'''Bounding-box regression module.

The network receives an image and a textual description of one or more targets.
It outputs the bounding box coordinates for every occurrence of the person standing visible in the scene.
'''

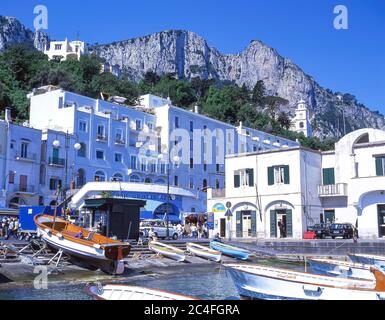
[8,219,14,239]
[278,219,285,238]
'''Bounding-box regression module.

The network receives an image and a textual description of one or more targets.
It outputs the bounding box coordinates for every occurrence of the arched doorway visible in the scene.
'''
[231,202,259,238]
[129,175,141,183]
[8,197,26,209]
[112,173,124,182]
[144,178,152,184]
[94,170,106,182]
[265,200,295,239]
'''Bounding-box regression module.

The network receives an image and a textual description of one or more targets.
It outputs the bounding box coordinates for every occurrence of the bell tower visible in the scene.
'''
[291,100,312,137]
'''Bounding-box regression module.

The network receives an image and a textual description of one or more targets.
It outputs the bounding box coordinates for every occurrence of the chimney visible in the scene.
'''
[194,105,200,114]
[5,107,11,123]
[239,121,243,129]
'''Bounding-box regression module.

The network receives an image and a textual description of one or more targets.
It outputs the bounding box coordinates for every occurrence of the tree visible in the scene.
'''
[251,80,265,107]
[263,96,289,119]
[143,71,160,88]
[277,112,292,130]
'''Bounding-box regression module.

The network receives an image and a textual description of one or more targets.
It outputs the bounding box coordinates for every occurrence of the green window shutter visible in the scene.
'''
[376,157,384,176]
[236,211,242,238]
[248,169,254,187]
[268,167,274,185]
[284,165,290,184]
[323,168,335,185]
[286,209,293,237]
[270,210,277,237]
[251,211,257,237]
[234,173,240,188]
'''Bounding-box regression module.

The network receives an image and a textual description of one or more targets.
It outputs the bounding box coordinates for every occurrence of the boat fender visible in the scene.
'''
[44,228,52,236]
[302,285,323,294]
[56,233,64,240]
[93,244,101,249]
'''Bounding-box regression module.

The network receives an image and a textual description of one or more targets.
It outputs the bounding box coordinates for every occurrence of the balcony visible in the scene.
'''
[211,188,226,198]
[318,183,347,197]
[13,184,35,193]
[48,157,65,167]
[96,134,108,142]
[15,151,37,162]
[115,139,125,145]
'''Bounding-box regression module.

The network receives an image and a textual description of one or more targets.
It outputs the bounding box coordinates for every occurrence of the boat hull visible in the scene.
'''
[87,284,196,300]
[148,242,185,262]
[186,243,222,262]
[37,227,125,274]
[209,241,251,260]
[348,254,385,267]
[225,265,383,300]
[308,259,374,281]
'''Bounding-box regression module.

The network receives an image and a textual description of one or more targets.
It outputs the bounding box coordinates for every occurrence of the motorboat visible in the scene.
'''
[148,241,185,262]
[308,258,374,280]
[34,214,130,274]
[348,253,385,267]
[87,284,197,300]
[209,241,253,260]
[186,242,222,262]
[224,263,385,300]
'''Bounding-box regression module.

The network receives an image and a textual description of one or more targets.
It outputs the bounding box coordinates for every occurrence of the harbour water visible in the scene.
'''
[0,259,304,300]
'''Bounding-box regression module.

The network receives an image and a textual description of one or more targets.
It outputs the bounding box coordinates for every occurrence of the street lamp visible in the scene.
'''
[52,135,81,212]
[158,150,180,239]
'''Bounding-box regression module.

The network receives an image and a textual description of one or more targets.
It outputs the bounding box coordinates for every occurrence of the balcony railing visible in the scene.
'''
[115,139,125,145]
[13,184,35,193]
[15,151,37,161]
[48,157,65,166]
[318,183,347,197]
[96,134,107,142]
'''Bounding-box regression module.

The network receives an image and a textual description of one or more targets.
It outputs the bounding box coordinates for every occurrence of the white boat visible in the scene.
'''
[224,263,385,300]
[87,284,197,300]
[348,253,385,267]
[148,241,186,262]
[186,243,222,262]
[308,258,374,281]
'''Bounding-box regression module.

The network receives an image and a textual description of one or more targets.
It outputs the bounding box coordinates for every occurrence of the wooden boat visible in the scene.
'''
[148,241,185,262]
[224,263,385,300]
[209,241,252,260]
[308,258,374,281]
[34,214,130,274]
[186,242,222,262]
[348,253,385,267]
[86,284,196,300]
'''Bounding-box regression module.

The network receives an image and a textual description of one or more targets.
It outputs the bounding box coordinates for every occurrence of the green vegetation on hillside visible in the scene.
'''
[0,44,336,151]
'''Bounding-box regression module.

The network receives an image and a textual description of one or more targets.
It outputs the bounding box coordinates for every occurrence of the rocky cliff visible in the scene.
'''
[0,16,49,52]
[91,30,385,138]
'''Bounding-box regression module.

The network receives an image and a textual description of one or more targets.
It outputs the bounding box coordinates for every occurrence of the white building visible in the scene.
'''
[44,39,88,61]
[24,88,297,213]
[291,99,313,137]
[208,128,385,239]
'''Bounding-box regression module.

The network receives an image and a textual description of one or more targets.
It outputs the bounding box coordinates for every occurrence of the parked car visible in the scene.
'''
[140,219,179,240]
[310,223,331,239]
[329,223,356,239]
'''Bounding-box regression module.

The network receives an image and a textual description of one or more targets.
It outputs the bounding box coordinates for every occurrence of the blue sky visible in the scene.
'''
[2,0,385,113]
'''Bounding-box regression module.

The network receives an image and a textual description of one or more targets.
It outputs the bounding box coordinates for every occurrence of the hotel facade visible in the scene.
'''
[207,128,385,239]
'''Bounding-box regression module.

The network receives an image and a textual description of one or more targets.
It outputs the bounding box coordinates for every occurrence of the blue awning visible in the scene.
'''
[140,211,155,220]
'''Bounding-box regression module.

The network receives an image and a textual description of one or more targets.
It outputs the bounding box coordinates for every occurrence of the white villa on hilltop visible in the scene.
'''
[208,128,385,239]
[44,39,88,61]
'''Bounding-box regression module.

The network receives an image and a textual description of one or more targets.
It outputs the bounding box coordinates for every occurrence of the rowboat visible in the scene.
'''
[186,242,222,262]
[348,253,385,267]
[209,241,252,260]
[224,263,385,300]
[86,284,196,300]
[148,241,185,262]
[34,214,130,274]
[308,258,374,281]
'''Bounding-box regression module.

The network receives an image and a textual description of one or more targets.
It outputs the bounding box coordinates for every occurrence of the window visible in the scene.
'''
[130,156,137,170]
[112,173,123,182]
[141,161,146,172]
[96,150,104,160]
[175,116,179,128]
[55,44,62,50]
[190,121,194,132]
[299,122,304,129]
[79,121,87,132]
[135,119,142,131]
[174,175,179,186]
[115,153,122,163]
[203,125,207,135]
[189,177,194,189]
[97,125,105,140]
[234,169,254,188]
[147,122,154,130]
[130,175,141,183]
[49,178,62,191]
[8,171,15,184]
[115,129,124,143]
[190,158,194,169]
[267,165,290,185]
[204,162,207,172]
[94,171,106,182]
[322,168,335,185]
[216,164,220,172]
[375,156,385,176]
[202,179,208,191]
[21,142,29,158]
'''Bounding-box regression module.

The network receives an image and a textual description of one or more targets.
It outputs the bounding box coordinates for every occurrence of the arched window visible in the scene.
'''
[94,170,106,182]
[112,173,124,182]
[202,179,208,192]
[145,178,152,184]
[129,175,141,183]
